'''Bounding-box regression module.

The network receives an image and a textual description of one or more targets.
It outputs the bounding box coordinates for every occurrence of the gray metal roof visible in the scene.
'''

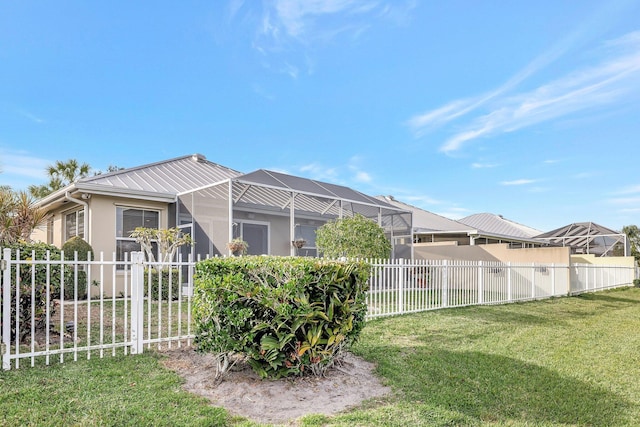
[376,196,474,233]
[236,170,400,211]
[459,213,543,239]
[535,222,626,256]
[81,153,241,195]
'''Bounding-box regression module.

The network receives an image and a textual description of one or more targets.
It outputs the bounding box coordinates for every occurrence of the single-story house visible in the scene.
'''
[376,197,573,264]
[33,153,412,264]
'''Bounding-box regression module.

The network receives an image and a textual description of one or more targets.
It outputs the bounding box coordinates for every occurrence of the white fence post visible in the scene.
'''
[507,262,512,302]
[478,261,484,305]
[442,260,448,308]
[398,259,404,314]
[130,252,144,355]
[2,248,11,370]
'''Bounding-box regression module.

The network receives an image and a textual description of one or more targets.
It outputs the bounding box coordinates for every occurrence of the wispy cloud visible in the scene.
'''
[230,0,415,78]
[0,148,50,189]
[471,162,498,169]
[500,179,537,186]
[408,30,640,153]
[614,184,640,194]
[17,109,45,124]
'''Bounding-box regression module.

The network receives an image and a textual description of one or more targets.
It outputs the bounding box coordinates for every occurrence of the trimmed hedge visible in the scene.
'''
[193,256,370,379]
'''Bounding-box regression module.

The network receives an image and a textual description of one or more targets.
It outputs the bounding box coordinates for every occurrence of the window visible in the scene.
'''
[64,210,84,241]
[295,225,318,257]
[47,217,54,245]
[116,207,159,268]
[233,221,269,255]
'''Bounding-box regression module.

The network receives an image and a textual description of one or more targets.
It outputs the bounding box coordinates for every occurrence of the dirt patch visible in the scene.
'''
[160,346,392,425]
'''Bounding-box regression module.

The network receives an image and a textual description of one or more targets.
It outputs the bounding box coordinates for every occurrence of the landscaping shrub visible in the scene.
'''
[144,268,181,301]
[61,236,94,300]
[315,214,391,259]
[0,241,64,342]
[193,256,370,379]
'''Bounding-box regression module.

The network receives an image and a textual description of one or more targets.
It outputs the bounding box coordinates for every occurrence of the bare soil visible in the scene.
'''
[159,346,392,426]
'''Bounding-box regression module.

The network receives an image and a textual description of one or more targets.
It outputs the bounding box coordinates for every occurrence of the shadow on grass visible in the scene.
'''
[372,347,631,426]
[576,291,640,306]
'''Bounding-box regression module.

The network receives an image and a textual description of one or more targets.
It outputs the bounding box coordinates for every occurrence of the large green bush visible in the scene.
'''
[193,256,370,379]
[315,214,391,259]
[0,241,64,342]
[61,236,94,300]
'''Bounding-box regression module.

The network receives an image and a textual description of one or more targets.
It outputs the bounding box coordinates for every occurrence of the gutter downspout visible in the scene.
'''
[65,191,90,245]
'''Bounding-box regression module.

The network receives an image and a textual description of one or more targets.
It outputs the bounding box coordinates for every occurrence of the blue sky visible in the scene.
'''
[1,1,639,232]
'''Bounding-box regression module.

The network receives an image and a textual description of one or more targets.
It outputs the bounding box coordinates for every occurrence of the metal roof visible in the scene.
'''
[459,213,543,239]
[235,170,401,211]
[81,153,241,195]
[376,196,474,233]
[535,222,626,256]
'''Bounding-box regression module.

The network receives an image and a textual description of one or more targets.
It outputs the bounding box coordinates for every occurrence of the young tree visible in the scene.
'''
[622,225,640,265]
[29,159,91,199]
[315,214,391,259]
[129,227,194,270]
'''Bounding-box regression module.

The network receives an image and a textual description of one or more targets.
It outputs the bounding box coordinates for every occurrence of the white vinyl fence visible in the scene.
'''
[2,249,637,370]
[365,259,636,319]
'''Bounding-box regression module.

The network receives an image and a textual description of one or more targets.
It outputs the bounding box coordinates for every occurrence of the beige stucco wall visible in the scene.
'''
[571,254,636,267]
[414,242,571,265]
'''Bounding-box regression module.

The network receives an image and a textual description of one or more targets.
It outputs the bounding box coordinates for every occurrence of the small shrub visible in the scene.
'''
[0,241,64,342]
[193,256,370,379]
[634,278,640,287]
[61,236,94,300]
[144,269,181,301]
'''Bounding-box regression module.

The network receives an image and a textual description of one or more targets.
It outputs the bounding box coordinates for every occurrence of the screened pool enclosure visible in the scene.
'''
[174,170,413,259]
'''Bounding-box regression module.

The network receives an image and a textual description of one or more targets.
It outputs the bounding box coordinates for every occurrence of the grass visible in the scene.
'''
[2,287,640,426]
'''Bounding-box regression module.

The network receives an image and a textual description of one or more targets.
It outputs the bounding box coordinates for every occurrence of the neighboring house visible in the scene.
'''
[33,153,412,267]
[378,197,547,248]
[377,197,568,264]
[535,222,629,257]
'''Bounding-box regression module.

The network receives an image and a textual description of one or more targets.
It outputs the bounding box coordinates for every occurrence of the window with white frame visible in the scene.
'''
[64,209,84,241]
[116,207,159,268]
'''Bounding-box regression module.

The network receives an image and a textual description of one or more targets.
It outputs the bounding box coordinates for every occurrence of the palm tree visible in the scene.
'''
[29,159,91,199]
[0,188,46,244]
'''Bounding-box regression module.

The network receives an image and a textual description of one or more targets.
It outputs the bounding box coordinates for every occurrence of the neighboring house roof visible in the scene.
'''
[535,222,626,256]
[375,196,473,233]
[459,213,543,240]
[36,154,242,208]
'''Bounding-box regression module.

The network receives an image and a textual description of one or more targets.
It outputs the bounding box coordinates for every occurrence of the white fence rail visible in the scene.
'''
[2,250,637,370]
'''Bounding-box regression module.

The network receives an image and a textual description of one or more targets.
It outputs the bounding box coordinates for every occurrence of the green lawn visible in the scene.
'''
[2,287,640,426]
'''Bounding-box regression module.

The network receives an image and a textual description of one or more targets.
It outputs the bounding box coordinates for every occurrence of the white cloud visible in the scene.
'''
[240,0,415,78]
[408,30,640,153]
[17,109,45,124]
[471,162,498,169]
[615,184,640,194]
[500,179,536,186]
[354,171,371,183]
[0,148,50,190]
